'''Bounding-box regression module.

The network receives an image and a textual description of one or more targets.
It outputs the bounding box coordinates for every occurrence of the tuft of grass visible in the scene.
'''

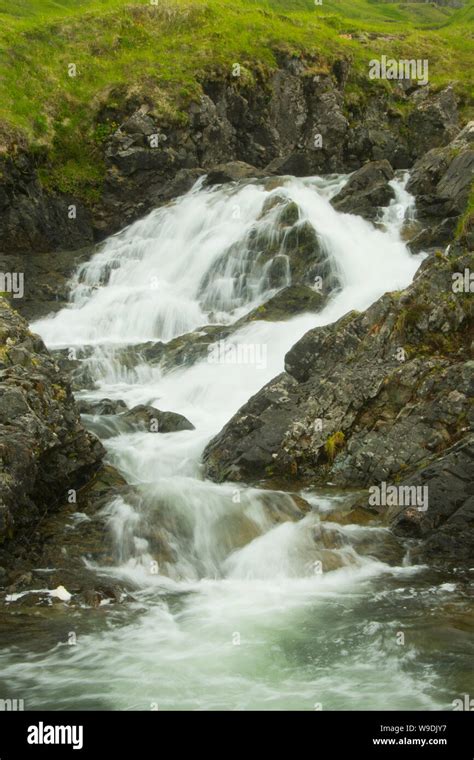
[455,185,474,241]
[324,431,345,461]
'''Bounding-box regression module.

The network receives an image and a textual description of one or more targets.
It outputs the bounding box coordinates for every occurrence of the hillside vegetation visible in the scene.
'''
[0,0,472,199]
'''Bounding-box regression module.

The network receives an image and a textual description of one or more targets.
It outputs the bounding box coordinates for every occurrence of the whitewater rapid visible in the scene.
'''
[7,172,464,710]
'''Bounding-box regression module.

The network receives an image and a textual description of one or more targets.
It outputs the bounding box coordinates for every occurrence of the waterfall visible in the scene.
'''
[15,172,451,711]
[31,172,423,577]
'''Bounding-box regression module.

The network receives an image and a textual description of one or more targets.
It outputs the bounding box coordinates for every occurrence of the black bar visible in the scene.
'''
[0,711,472,757]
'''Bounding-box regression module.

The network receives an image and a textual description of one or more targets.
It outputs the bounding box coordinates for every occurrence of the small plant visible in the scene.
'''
[324,431,345,462]
[93,120,119,144]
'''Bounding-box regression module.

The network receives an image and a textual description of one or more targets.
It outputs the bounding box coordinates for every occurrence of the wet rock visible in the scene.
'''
[122,405,195,433]
[85,404,195,439]
[331,160,395,221]
[0,245,94,322]
[407,218,458,254]
[237,285,328,323]
[204,161,264,186]
[77,398,128,416]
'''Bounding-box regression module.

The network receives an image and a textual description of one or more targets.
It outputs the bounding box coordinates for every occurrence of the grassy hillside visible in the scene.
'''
[0,0,472,200]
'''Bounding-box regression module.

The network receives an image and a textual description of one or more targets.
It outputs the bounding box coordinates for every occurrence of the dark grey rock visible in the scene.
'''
[331,160,395,221]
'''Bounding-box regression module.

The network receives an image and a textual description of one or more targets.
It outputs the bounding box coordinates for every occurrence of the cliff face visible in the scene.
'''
[0,298,104,544]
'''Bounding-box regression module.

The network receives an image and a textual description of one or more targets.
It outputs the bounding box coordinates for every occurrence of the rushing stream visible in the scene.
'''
[1,174,472,710]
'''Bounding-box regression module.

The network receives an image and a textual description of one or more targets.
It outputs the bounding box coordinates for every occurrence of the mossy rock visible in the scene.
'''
[238,284,328,324]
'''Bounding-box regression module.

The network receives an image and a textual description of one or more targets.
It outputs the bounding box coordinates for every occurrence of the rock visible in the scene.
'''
[0,245,95,322]
[321,505,377,526]
[199,198,340,310]
[331,160,395,221]
[121,112,157,137]
[0,298,105,545]
[203,247,473,491]
[49,585,72,602]
[0,154,94,256]
[84,404,195,439]
[407,218,457,254]
[407,86,460,158]
[407,121,474,250]
[0,461,133,602]
[204,161,264,186]
[122,405,195,433]
[236,285,328,323]
[387,436,474,567]
[77,398,128,416]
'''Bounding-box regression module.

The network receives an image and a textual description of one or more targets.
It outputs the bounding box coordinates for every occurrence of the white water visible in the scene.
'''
[7,173,463,710]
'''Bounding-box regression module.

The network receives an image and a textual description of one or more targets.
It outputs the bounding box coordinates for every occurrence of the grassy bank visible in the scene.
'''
[0,0,472,201]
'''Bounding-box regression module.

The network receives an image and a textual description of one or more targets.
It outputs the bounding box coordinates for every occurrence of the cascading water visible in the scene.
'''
[1,173,469,710]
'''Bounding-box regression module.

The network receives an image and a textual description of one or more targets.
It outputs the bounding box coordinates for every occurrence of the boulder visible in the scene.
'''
[84,404,195,439]
[204,161,264,186]
[77,398,128,416]
[331,160,395,221]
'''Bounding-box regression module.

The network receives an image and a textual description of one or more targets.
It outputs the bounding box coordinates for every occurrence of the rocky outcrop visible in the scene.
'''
[97,78,458,240]
[407,86,461,159]
[407,121,474,252]
[0,298,104,544]
[198,193,341,309]
[0,50,461,258]
[203,246,473,488]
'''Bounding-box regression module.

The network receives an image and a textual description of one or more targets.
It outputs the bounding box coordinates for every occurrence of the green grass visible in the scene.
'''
[0,0,472,201]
